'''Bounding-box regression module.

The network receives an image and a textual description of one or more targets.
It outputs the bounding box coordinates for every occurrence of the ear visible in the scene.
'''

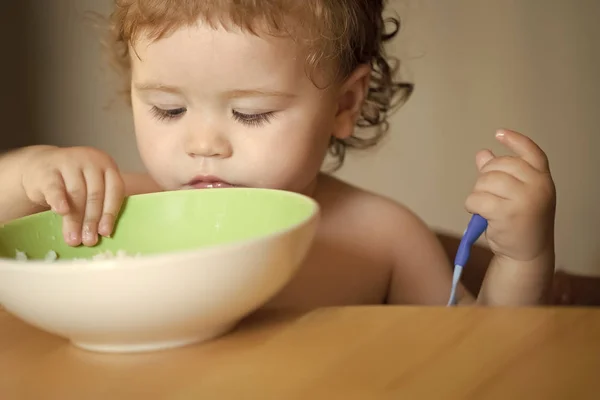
[332,64,371,139]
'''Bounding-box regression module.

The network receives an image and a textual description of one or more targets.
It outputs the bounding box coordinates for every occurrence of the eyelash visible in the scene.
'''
[150,106,275,127]
[232,110,275,127]
[150,106,186,121]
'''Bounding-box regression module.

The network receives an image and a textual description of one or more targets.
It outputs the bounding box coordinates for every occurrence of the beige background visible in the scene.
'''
[4,1,599,275]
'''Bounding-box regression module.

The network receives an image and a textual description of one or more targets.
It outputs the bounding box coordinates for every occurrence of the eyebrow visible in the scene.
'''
[224,89,297,99]
[134,83,183,94]
[134,83,296,99]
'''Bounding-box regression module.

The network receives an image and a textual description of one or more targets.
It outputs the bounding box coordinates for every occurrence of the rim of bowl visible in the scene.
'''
[0,188,320,272]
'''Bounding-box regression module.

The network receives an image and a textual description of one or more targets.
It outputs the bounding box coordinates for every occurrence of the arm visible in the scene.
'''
[477,250,554,305]
[0,145,55,223]
[0,146,162,225]
[386,207,554,306]
[386,204,476,305]
[464,129,556,306]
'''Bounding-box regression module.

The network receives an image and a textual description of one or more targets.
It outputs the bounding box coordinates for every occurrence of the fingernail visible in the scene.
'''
[99,219,112,237]
[82,225,96,243]
[99,224,110,237]
[68,231,79,244]
[495,130,506,138]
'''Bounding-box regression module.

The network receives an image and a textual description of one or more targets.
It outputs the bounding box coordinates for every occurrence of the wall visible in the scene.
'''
[28,0,600,275]
[0,2,37,151]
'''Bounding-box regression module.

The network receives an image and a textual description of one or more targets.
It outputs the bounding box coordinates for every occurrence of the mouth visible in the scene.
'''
[186,176,239,189]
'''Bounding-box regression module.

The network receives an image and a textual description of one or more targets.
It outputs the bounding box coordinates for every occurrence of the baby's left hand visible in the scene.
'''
[465,129,556,263]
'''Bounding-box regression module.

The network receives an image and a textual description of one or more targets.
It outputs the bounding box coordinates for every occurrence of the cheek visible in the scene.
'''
[132,108,180,188]
[133,104,172,156]
[133,111,159,163]
[243,108,333,189]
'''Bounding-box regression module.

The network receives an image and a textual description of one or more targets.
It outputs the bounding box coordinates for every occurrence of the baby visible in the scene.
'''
[0,0,556,307]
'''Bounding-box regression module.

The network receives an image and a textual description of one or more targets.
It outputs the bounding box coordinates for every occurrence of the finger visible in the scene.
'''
[42,172,70,215]
[61,169,87,247]
[81,169,105,246]
[478,155,537,183]
[475,149,495,171]
[473,170,524,200]
[465,191,504,221]
[99,168,125,237]
[496,129,550,172]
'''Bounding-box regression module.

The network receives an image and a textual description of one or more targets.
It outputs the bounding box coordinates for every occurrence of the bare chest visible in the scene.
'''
[264,234,392,309]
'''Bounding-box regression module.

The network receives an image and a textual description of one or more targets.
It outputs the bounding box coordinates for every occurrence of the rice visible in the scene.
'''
[14,249,139,262]
[44,250,58,261]
[14,250,29,262]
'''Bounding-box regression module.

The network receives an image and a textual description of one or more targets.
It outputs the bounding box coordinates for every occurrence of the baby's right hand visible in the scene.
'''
[21,146,125,247]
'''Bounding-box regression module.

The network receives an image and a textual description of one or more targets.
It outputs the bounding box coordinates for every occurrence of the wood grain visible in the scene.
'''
[2,306,600,399]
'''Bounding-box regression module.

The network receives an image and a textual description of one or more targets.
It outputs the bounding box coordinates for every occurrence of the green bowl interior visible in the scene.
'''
[0,189,317,261]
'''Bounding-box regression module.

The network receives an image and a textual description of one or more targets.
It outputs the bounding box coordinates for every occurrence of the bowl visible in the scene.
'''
[0,188,319,353]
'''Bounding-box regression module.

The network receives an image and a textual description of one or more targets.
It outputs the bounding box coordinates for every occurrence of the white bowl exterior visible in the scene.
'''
[0,212,318,352]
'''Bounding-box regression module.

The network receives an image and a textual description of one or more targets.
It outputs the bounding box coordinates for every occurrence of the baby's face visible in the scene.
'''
[130,21,340,194]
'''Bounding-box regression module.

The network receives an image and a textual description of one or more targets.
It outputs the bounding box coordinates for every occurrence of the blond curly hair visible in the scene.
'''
[107,0,414,170]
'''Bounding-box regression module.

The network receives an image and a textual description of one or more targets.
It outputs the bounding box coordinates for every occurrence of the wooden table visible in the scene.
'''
[1,306,600,399]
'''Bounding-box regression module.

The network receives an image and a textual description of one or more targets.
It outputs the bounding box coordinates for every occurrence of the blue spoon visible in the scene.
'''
[447,214,488,306]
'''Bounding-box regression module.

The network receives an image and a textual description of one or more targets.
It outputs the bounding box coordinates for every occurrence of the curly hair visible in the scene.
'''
[107,0,414,170]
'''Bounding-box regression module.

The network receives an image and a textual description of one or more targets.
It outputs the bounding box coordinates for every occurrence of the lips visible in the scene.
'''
[187,176,238,189]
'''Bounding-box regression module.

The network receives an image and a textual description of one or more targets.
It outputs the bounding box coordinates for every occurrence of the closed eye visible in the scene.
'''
[151,106,186,121]
[232,110,275,127]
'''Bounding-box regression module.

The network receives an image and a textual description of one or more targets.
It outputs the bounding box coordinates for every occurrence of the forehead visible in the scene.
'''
[130,21,311,92]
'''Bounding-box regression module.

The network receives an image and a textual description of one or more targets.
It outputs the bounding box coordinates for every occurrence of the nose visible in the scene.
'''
[184,127,232,159]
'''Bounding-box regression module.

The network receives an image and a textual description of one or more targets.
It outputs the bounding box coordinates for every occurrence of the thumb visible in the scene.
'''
[475,149,495,171]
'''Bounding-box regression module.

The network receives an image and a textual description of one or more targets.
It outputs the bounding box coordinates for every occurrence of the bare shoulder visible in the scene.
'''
[315,174,458,305]
[315,174,427,225]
